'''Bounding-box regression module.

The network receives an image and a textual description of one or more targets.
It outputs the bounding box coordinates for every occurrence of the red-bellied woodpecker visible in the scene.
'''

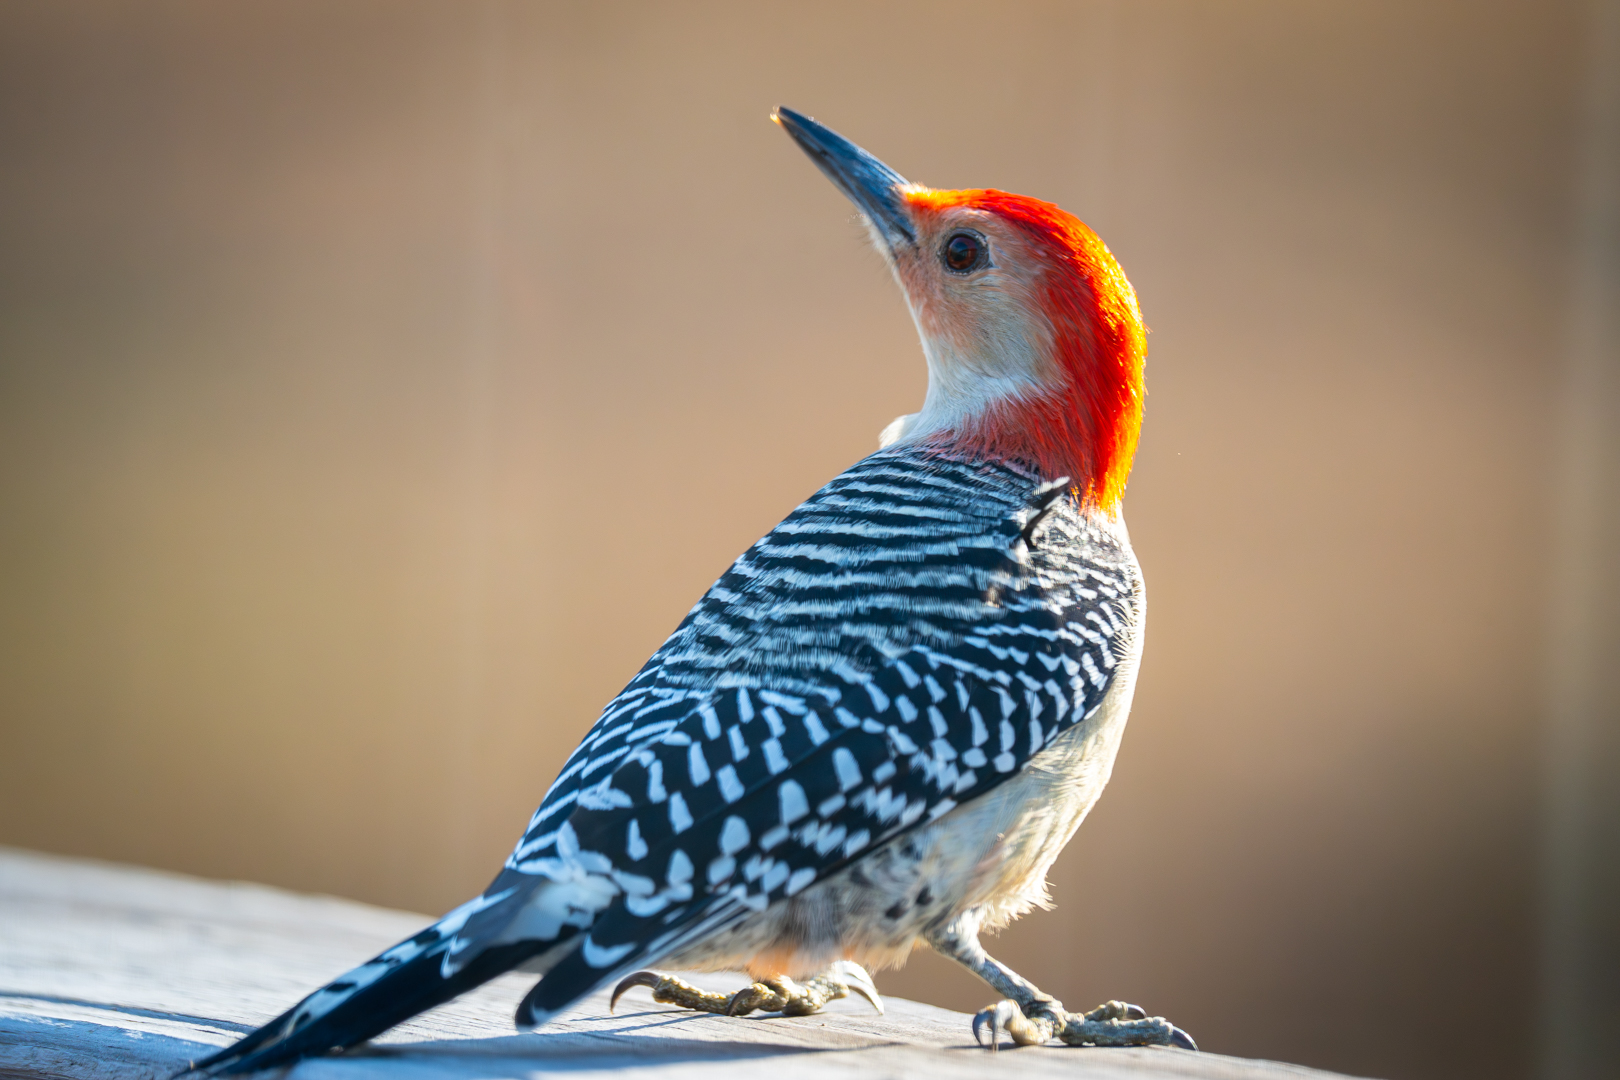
[183,106,1192,1075]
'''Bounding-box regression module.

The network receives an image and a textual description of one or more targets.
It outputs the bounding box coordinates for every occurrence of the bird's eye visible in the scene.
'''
[942,232,986,273]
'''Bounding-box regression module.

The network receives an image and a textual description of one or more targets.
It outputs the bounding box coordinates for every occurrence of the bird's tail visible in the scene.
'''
[177,899,562,1076]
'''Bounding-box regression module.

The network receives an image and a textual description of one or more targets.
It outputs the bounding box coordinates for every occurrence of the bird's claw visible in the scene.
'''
[972,999,1013,1051]
[972,997,1197,1051]
[609,971,664,1014]
[973,998,1054,1050]
[1058,1002,1199,1050]
[823,959,885,1015]
[724,980,787,1016]
[608,971,736,1014]
[1083,999,1145,1022]
[609,962,883,1019]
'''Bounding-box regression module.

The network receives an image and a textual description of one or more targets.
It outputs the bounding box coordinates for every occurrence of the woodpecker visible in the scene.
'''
[183,107,1193,1075]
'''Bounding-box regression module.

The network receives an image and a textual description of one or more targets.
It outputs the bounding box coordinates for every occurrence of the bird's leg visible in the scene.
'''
[924,913,1196,1052]
[610,960,883,1018]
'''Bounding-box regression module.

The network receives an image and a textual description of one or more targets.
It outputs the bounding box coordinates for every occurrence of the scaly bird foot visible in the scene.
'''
[972,997,1197,1052]
[611,960,884,1019]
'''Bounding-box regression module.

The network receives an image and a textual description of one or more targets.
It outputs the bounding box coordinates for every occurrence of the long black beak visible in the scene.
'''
[773,106,915,250]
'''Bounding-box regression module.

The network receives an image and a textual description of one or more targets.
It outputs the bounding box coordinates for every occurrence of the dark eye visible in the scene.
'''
[942,231,985,273]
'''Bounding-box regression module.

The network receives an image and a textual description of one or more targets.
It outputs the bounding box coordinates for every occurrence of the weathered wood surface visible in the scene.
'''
[0,847,1363,1080]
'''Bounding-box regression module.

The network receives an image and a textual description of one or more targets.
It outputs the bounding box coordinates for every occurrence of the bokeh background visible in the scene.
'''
[2,3,1617,1079]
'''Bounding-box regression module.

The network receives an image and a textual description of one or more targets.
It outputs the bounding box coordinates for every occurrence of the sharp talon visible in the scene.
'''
[1125,1003,1147,1020]
[973,1000,1018,1051]
[609,971,662,1014]
[830,960,885,1015]
[1169,1025,1198,1051]
[849,982,885,1015]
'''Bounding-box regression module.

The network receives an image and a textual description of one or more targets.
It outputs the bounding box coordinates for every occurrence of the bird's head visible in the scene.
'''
[774,107,1145,514]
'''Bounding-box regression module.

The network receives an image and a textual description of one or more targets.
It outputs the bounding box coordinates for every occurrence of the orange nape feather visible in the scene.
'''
[903,188,1146,513]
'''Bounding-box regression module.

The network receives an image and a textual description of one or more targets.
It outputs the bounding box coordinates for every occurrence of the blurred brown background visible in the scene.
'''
[2,3,1617,1079]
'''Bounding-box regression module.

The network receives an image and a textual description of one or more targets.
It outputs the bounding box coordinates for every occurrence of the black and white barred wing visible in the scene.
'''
[435,449,1039,966]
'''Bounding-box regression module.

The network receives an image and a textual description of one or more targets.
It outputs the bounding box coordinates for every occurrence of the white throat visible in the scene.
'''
[878,312,1052,449]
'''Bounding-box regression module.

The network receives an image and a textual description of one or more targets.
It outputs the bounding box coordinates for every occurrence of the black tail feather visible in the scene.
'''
[175,1000,299,1077]
[182,938,548,1076]
[515,937,633,1027]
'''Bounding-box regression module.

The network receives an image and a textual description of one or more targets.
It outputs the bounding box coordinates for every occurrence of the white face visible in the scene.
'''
[874,197,1062,446]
